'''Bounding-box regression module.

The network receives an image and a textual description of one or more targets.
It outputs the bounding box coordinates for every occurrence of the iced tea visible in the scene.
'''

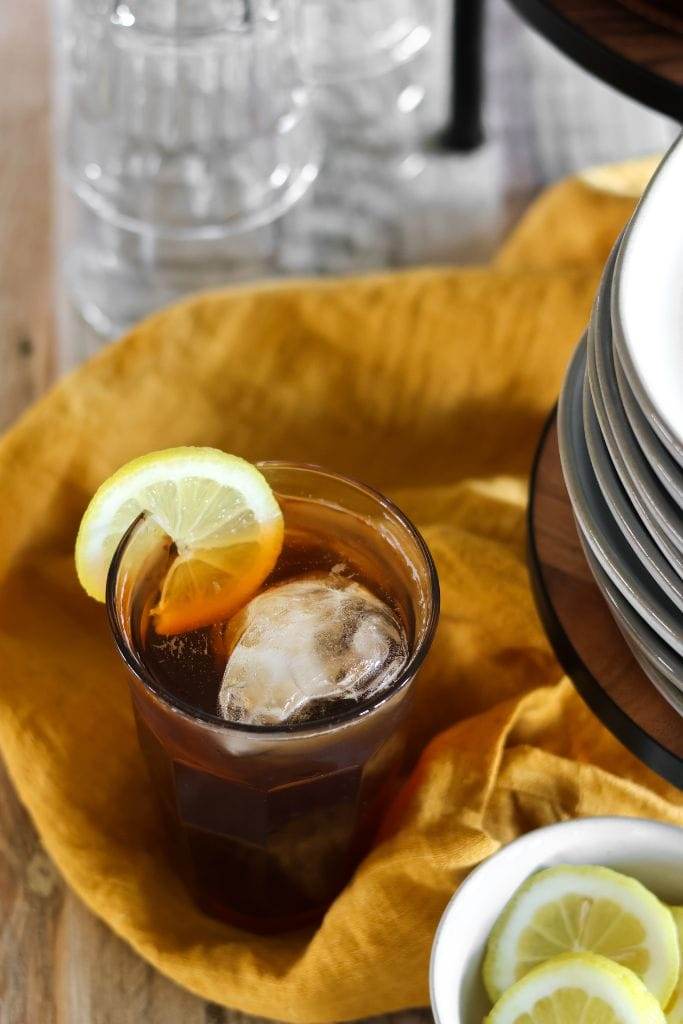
[108,463,438,933]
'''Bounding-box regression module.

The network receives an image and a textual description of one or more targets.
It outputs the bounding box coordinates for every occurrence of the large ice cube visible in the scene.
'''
[218,574,408,726]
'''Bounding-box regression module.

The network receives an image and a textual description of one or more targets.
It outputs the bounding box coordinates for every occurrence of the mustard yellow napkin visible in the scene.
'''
[0,163,681,1022]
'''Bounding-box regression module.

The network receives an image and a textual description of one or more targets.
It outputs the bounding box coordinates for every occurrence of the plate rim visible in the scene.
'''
[587,325,683,571]
[591,244,683,553]
[528,408,683,785]
[582,371,683,610]
[580,537,683,701]
[558,339,683,656]
[613,346,683,509]
[612,136,683,463]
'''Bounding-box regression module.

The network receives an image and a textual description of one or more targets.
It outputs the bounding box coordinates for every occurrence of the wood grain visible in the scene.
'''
[0,2,330,1022]
[561,0,683,81]
[530,417,683,784]
[618,0,683,37]
[0,5,437,1019]
[54,896,221,1024]
[0,0,679,1018]
[0,0,54,429]
[506,0,683,121]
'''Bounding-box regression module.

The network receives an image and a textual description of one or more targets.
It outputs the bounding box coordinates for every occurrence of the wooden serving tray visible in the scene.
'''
[506,0,683,121]
[528,411,683,789]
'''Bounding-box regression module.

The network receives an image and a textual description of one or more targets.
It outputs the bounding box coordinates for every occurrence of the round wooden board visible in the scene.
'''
[507,0,683,121]
[528,411,683,788]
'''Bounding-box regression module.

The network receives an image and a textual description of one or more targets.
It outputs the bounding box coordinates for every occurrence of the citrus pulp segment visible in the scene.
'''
[75,447,284,633]
[485,952,667,1024]
[666,908,683,1024]
[483,865,679,1007]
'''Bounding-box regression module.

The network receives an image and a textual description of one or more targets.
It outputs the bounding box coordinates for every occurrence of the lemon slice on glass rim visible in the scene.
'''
[485,952,667,1024]
[483,865,679,1007]
[75,447,284,635]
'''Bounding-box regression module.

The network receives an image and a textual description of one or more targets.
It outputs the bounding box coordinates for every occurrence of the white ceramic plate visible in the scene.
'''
[558,341,683,656]
[590,241,683,556]
[615,348,683,510]
[582,378,683,610]
[587,329,683,578]
[626,637,683,715]
[581,540,683,706]
[587,324,683,578]
[430,818,683,1024]
[612,136,683,464]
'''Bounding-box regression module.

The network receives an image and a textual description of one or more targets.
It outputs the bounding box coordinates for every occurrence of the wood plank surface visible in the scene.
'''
[0,0,54,428]
[0,0,678,1021]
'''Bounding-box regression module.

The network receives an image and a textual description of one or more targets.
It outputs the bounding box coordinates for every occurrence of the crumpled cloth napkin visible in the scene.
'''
[0,160,680,1022]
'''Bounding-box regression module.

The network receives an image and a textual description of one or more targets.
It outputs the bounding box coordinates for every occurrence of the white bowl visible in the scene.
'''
[430,817,683,1024]
[613,135,683,463]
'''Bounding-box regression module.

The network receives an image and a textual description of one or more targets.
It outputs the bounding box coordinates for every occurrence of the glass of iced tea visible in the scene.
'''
[107,462,438,933]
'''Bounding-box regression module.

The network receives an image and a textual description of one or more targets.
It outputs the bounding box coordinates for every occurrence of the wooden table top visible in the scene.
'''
[0,0,678,1020]
[507,0,683,120]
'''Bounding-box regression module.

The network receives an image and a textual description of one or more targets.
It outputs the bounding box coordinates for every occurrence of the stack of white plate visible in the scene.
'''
[558,135,683,716]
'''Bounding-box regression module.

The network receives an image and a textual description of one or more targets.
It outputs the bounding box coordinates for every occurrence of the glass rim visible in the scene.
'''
[106,460,440,737]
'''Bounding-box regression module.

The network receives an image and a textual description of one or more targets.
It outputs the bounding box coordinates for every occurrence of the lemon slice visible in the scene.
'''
[666,908,683,1024]
[485,952,666,1024]
[75,447,283,634]
[483,865,679,1007]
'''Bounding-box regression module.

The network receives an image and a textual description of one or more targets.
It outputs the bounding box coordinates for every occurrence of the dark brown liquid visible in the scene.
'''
[135,496,412,722]
[128,496,414,932]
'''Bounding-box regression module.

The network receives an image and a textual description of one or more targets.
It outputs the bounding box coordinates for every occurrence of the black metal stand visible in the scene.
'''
[440,0,485,151]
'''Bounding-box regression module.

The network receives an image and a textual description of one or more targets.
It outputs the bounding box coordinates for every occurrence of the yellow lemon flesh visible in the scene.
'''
[75,447,283,635]
[485,952,666,1024]
[483,865,679,1008]
[666,908,683,1024]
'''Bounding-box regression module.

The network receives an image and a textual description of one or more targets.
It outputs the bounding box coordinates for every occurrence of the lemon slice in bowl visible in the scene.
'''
[75,447,283,634]
[483,865,679,1007]
[485,952,666,1024]
[666,908,683,1024]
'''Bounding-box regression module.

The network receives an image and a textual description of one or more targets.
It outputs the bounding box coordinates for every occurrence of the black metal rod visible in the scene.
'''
[440,0,485,151]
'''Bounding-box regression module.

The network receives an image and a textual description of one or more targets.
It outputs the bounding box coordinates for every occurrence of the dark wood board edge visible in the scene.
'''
[527,409,683,789]
[506,0,683,122]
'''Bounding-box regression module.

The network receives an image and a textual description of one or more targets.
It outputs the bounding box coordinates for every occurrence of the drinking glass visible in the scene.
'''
[52,0,321,336]
[107,463,439,933]
[294,0,433,83]
[279,0,436,274]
